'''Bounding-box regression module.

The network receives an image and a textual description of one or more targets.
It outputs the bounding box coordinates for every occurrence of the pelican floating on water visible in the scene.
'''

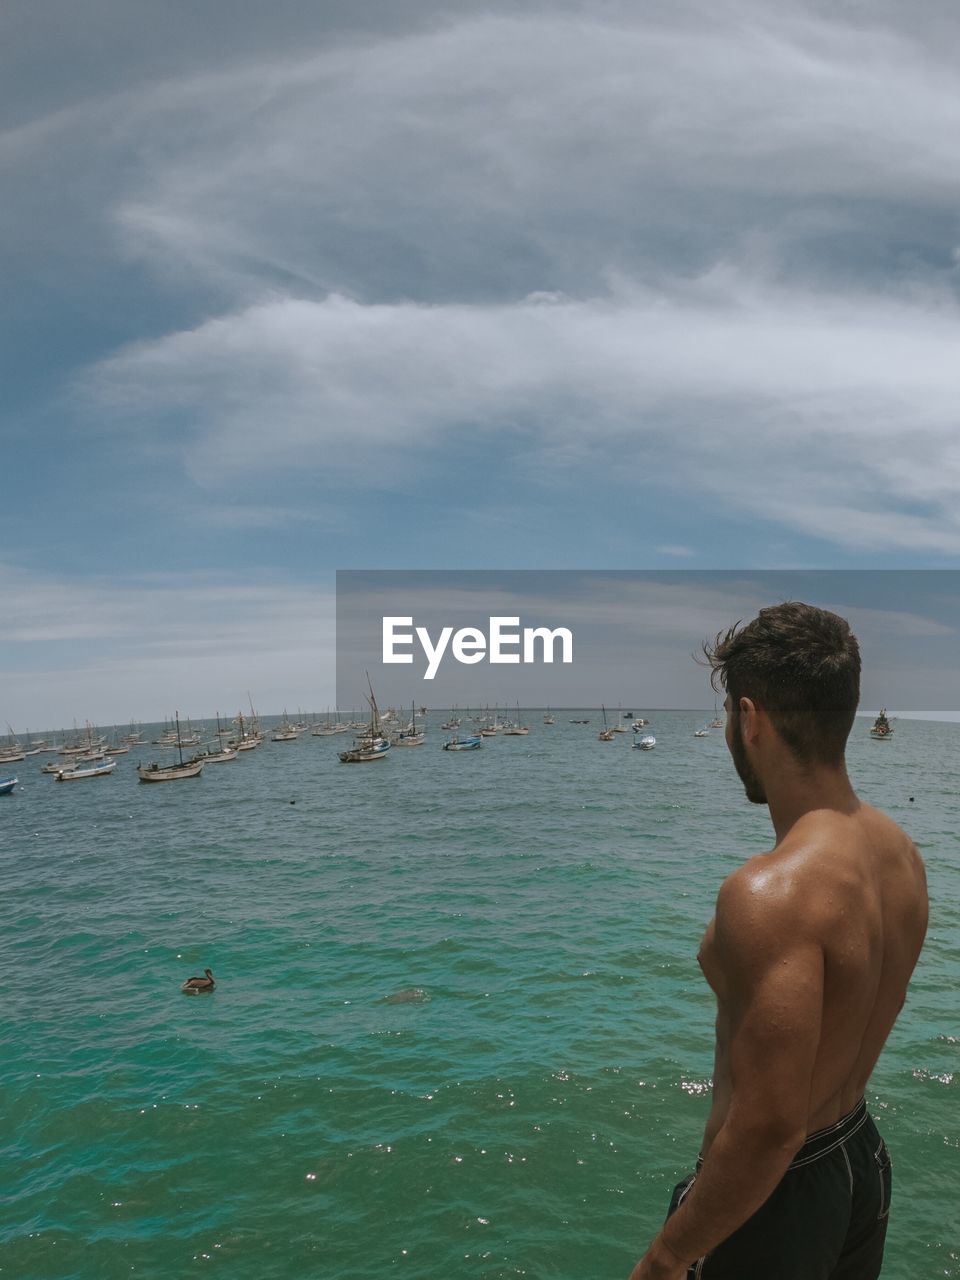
[181,967,215,994]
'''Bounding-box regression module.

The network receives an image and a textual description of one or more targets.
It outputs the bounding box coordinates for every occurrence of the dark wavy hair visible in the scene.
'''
[702,601,861,766]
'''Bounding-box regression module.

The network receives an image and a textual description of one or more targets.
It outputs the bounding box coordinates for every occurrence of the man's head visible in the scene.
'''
[702,601,861,802]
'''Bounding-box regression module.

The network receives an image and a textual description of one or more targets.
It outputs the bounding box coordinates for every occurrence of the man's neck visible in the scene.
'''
[763,762,859,845]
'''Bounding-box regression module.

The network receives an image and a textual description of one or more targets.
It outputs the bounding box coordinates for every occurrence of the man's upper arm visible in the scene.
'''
[713,868,825,1144]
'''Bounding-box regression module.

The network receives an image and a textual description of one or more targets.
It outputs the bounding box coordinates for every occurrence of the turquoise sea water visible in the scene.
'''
[1,713,957,1279]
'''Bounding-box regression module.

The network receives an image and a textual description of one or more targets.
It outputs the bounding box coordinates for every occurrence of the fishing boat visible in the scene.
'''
[443,734,482,751]
[339,677,391,763]
[55,760,117,780]
[598,705,615,741]
[631,718,649,730]
[137,713,204,782]
[229,710,261,751]
[0,776,17,795]
[201,713,239,763]
[634,735,657,750]
[137,759,203,781]
[392,703,426,747]
[503,703,530,735]
[271,711,300,742]
[870,709,894,740]
[312,708,345,736]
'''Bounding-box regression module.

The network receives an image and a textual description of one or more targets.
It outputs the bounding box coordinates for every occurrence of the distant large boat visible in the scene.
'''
[870,709,894,740]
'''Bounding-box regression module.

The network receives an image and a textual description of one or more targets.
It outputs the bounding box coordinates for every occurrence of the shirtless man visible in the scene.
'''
[629,602,928,1280]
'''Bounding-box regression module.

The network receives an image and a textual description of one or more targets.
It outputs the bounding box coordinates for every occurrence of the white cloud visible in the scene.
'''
[87,277,960,551]
[9,0,960,556]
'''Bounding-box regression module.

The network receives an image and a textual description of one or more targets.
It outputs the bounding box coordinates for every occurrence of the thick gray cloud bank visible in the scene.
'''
[6,0,960,552]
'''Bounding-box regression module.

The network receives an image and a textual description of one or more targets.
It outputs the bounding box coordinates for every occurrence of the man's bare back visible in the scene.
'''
[698,801,928,1157]
[630,603,929,1280]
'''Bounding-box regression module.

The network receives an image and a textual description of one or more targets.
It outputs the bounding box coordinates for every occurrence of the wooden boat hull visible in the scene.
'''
[137,761,204,782]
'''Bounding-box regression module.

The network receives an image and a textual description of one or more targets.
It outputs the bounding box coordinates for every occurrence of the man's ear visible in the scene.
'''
[738,696,762,744]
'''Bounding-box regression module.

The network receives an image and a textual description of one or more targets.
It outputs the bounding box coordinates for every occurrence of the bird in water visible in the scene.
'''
[181,967,215,994]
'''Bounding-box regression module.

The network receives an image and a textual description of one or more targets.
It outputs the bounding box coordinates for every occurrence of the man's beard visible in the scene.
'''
[730,712,767,805]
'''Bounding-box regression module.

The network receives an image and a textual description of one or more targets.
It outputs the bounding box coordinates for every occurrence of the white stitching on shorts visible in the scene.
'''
[841,1145,854,1196]
[677,1175,697,1208]
[788,1109,869,1168]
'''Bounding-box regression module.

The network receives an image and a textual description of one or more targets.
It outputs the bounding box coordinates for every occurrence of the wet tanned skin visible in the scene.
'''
[629,695,928,1280]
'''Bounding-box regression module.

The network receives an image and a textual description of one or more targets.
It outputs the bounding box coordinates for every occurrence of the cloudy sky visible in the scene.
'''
[4,0,960,726]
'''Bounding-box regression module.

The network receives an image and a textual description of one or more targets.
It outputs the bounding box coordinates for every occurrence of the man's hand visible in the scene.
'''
[628,1235,690,1279]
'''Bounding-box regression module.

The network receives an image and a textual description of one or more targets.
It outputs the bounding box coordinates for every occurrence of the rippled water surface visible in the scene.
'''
[2,713,957,1278]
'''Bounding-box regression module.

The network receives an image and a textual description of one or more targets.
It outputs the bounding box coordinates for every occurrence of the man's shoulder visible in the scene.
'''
[714,842,841,949]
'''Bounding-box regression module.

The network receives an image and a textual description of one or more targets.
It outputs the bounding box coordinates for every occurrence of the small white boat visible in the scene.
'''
[55,760,117,781]
[0,776,18,795]
[693,729,709,738]
[443,735,482,751]
[634,735,657,750]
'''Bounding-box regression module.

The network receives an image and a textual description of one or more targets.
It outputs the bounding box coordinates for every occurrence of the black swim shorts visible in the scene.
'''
[665,1099,892,1278]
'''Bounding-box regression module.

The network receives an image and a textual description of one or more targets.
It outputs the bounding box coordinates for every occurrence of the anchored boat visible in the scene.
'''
[137,712,204,782]
[870,709,894,739]
[339,677,391,762]
[55,760,117,781]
